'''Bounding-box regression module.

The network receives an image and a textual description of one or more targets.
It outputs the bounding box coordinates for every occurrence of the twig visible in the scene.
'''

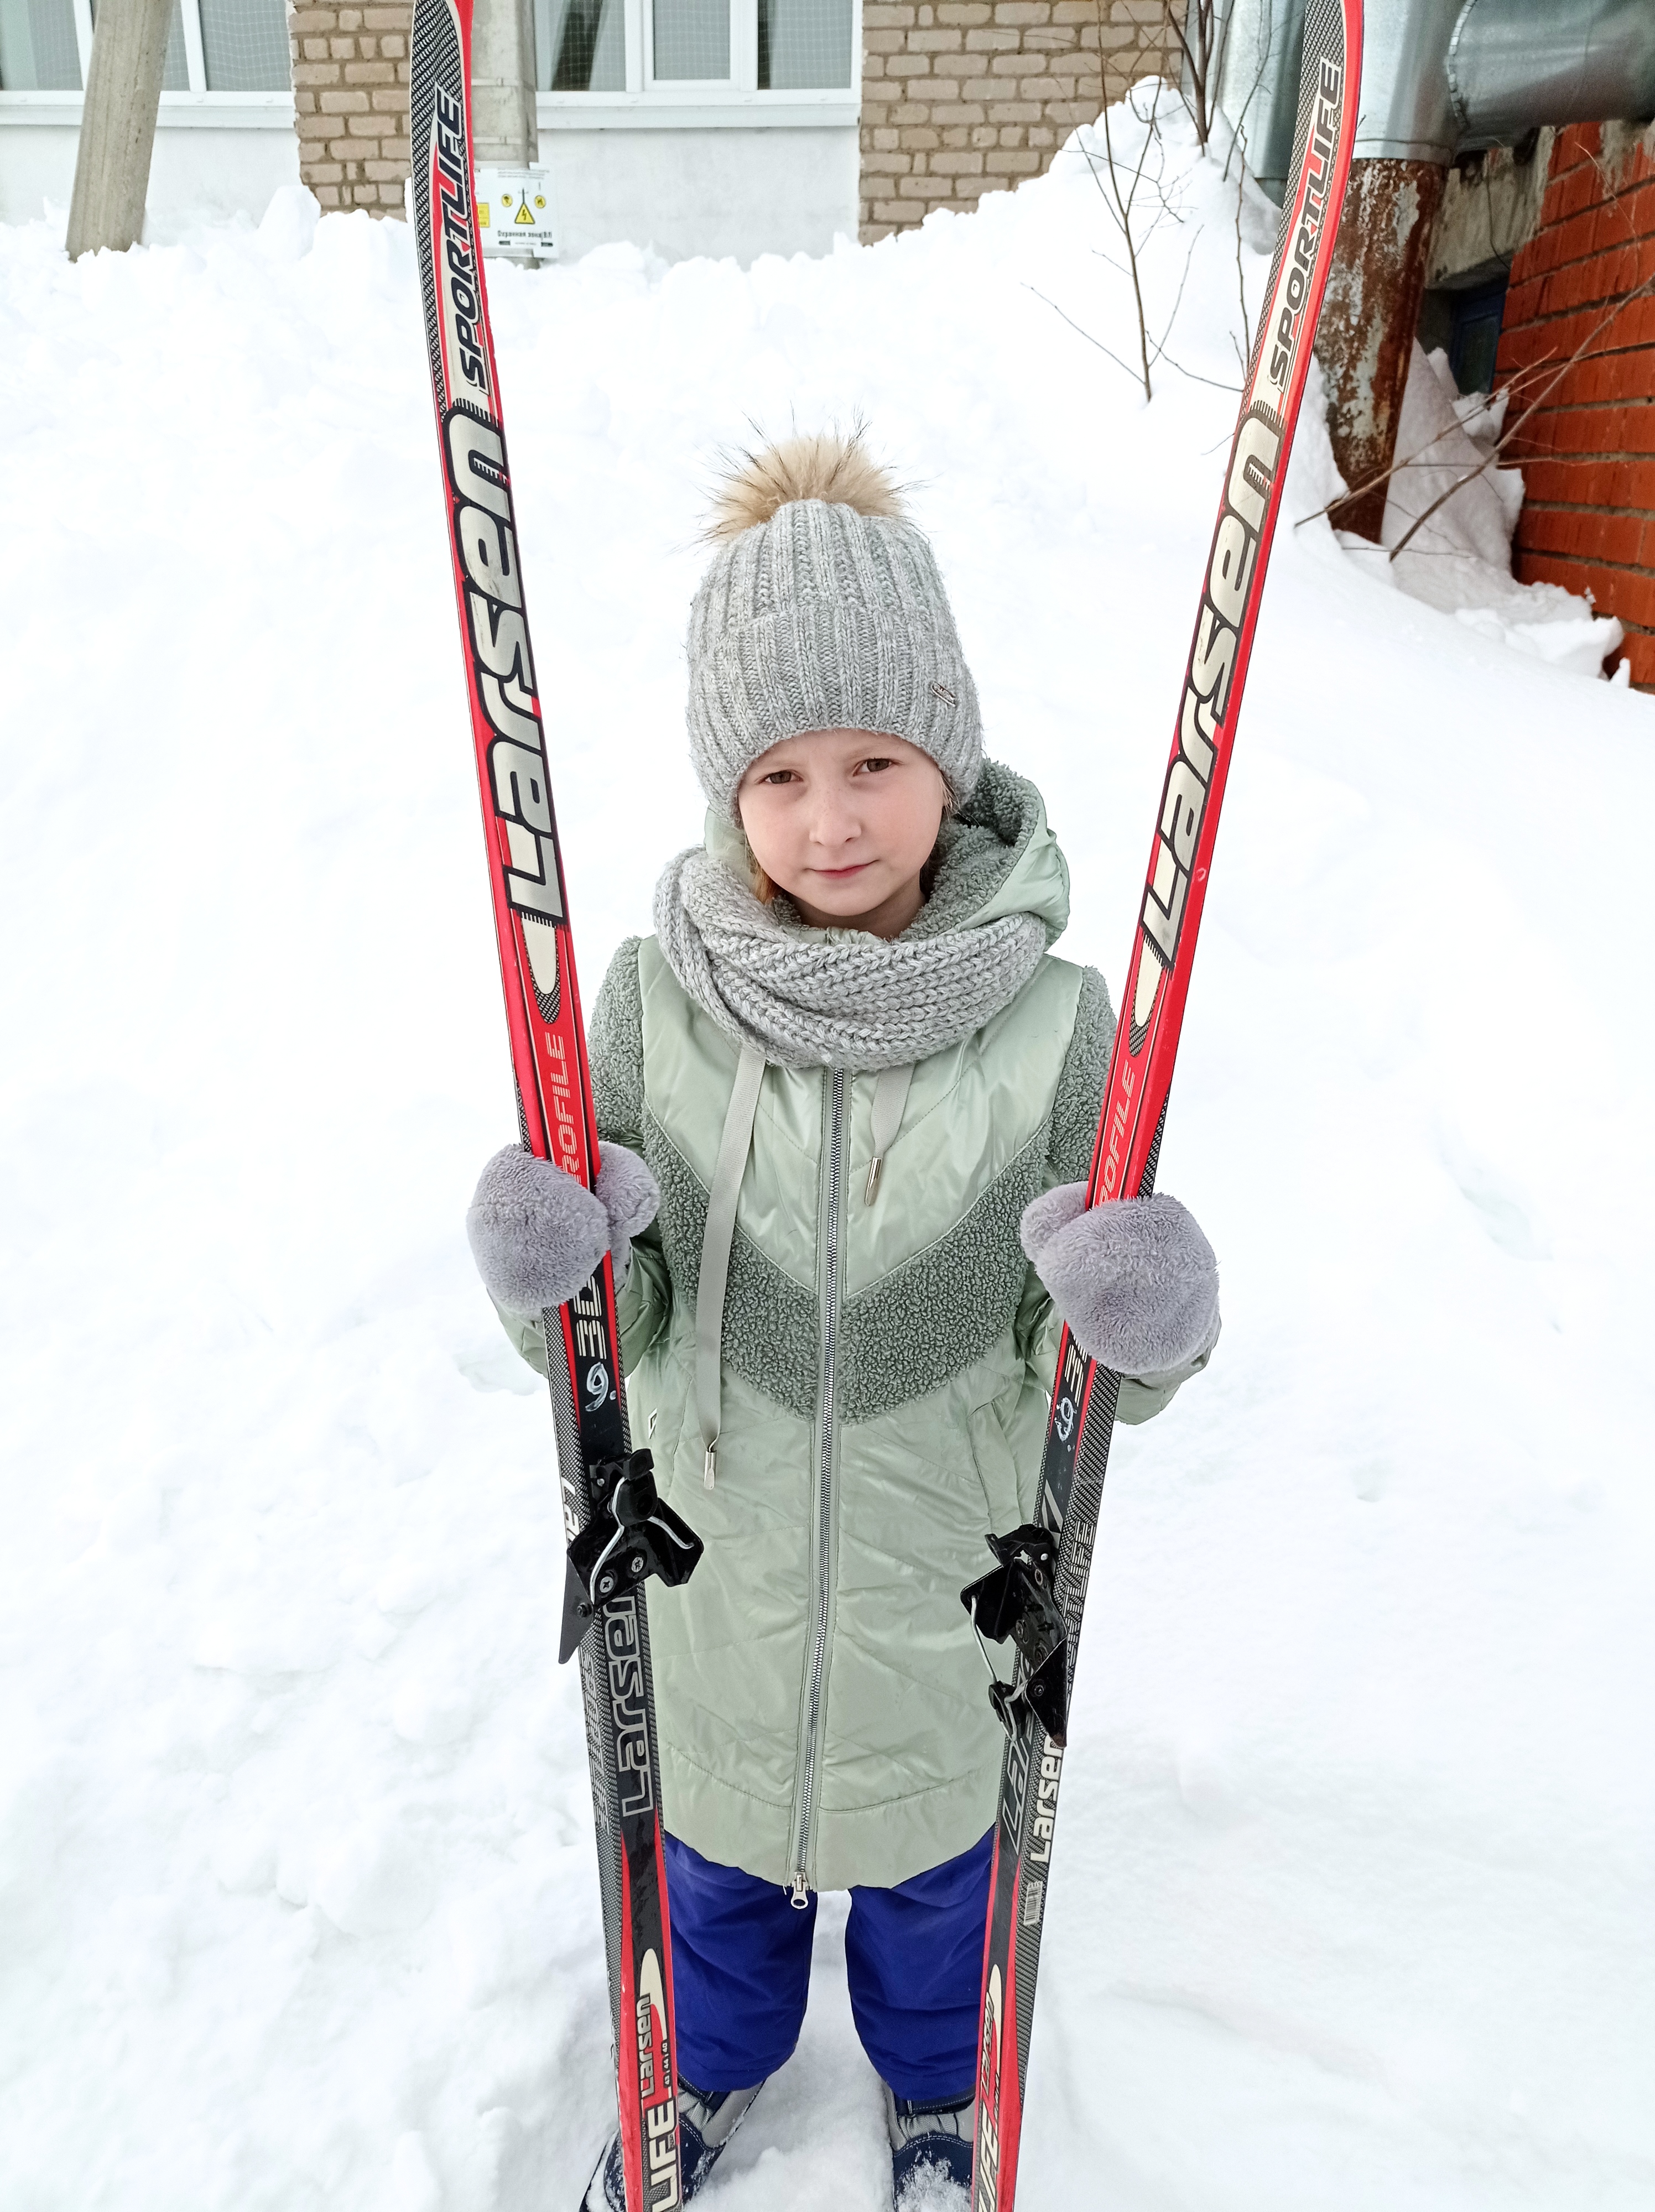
[1024,284,1156,392]
[1079,77,1165,399]
[1234,119,1252,363]
[1164,0,1238,153]
[1158,355,1245,393]
[1146,229,1202,366]
[1290,351,1559,531]
[1388,267,1655,560]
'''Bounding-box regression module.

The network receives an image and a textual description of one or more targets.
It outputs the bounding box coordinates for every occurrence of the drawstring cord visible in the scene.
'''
[695,1041,766,1488]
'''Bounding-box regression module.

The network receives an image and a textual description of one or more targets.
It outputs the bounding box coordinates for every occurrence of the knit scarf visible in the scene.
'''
[651,760,1057,1071]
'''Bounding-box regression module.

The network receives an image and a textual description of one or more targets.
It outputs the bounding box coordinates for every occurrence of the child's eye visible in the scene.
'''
[761,769,800,785]
[857,758,895,775]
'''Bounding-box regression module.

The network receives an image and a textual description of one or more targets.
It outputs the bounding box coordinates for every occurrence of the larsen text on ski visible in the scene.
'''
[409,3,699,2206]
[964,6,1364,2208]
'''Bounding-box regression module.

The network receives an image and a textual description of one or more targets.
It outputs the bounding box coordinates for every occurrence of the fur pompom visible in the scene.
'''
[704,425,909,542]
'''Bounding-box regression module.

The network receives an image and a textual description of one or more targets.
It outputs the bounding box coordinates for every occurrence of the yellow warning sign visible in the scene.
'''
[472,168,556,259]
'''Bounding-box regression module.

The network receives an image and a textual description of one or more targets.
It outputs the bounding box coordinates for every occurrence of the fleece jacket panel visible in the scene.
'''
[493,799,1210,1890]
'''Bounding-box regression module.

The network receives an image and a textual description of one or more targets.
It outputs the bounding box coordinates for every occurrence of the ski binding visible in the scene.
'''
[559,1449,705,1662]
[961,1524,1069,1746]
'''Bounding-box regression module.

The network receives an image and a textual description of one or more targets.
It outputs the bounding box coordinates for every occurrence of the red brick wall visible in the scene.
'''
[1496,123,1655,688]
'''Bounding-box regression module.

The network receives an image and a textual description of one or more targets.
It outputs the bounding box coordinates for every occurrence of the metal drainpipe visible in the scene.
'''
[1219,0,1655,541]
[1445,0,1655,146]
[1320,156,1449,539]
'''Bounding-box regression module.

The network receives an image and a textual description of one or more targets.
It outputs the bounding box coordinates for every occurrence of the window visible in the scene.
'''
[758,0,849,91]
[537,0,853,96]
[0,0,290,91]
[652,0,727,82]
[196,0,290,91]
[0,0,83,86]
[1418,271,1512,400]
[537,0,624,92]
[1448,277,1509,399]
[90,0,190,89]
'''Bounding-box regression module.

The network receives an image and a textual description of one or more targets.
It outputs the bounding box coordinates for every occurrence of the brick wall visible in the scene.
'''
[860,0,1180,242]
[288,0,413,213]
[1496,122,1655,688]
[281,0,1175,233]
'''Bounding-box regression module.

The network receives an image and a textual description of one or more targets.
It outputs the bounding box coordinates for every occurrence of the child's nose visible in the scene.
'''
[809,793,860,846]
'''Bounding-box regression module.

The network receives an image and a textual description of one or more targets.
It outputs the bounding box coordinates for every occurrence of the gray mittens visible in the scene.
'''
[1021,1183,1220,1378]
[467,1142,660,1314]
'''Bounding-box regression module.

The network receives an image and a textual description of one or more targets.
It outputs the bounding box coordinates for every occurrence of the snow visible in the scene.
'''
[1341,340,1626,679]
[2,102,1653,2212]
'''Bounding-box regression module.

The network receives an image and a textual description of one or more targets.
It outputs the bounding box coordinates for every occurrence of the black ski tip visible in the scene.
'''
[559,1554,597,1663]
[1025,1643,1070,1746]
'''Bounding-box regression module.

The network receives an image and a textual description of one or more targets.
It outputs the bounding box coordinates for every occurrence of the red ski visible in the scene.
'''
[409,8,700,2206]
[962,4,1363,2204]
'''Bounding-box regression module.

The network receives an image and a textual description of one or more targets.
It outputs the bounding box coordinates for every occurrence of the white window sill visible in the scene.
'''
[538,91,857,130]
[0,92,295,127]
[0,88,852,131]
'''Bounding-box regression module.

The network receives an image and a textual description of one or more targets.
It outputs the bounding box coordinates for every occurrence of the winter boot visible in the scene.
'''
[578,2078,766,2209]
[884,2081,975,2205]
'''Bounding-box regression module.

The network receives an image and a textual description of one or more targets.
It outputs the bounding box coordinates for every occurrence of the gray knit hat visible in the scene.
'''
[686,431,984,819]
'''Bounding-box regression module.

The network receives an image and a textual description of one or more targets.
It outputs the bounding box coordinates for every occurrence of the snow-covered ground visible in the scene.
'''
[2,106,1652,2212]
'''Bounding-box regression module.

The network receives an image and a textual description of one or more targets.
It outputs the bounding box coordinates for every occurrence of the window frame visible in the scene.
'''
[0,0,295,109]
[540,0,860,123]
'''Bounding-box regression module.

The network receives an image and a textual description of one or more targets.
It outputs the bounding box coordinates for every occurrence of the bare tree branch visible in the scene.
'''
[1233,121,1253,361]
[1024,284,1158,392]
[1159,354,1245,393]
[1165,0,1238,152]
[1074,74,1169,400]
[1146,229,1203,368]
[1289,346,1574,534]
[1387,267,1655,559]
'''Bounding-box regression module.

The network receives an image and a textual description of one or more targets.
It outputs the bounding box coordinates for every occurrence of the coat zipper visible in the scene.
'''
[789,1066,845,1906]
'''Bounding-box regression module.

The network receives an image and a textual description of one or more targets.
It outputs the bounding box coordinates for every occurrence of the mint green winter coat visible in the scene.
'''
[501,769,1207,1892]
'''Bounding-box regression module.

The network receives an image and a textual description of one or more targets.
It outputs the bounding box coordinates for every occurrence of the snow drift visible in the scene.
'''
[1,102,1652,2212]
[1343,339,1626,680]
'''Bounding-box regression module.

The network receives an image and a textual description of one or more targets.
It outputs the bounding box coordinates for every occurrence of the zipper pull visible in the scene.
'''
[864,1155,883,1207]
[785,1870,811,1911]
[704,1442,716,1490]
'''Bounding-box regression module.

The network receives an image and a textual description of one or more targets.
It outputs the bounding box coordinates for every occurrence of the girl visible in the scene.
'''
[466,431,1220,2208]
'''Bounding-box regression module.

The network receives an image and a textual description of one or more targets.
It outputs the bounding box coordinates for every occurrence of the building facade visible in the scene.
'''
[859,0,1178,242]
[0,0,299,226]
[2,0,1175,252]
[291,0,1178,254]
[1408,120,1655,692]
[1494,123,1655,691]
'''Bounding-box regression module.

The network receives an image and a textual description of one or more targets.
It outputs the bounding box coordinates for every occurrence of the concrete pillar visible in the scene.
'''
[471,0,539,166]
[1315,156,1449,541]
[65,0,175,258]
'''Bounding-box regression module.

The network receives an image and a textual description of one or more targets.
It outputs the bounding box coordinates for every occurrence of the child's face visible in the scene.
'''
[737,729,948,937]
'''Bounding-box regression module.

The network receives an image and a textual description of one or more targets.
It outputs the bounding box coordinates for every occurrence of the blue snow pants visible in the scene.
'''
[663,1828,993,2104]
